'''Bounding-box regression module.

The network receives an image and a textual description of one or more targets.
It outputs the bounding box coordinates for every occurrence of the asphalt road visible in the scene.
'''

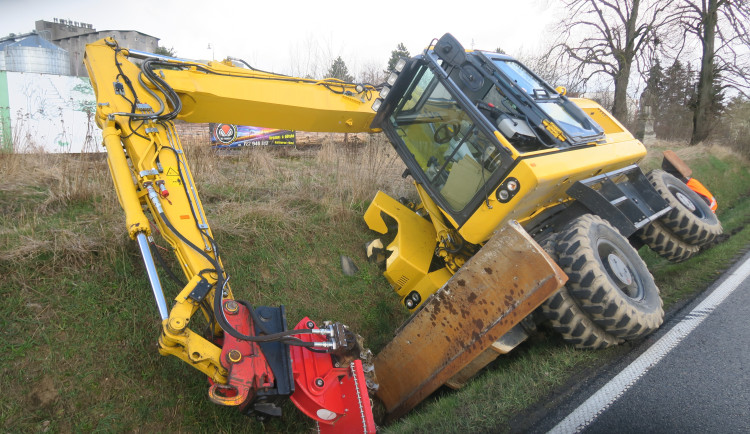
[526,250,750,433]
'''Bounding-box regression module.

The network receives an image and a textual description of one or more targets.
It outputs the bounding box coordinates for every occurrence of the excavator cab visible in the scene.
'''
[371,33,604,226]
[365,33,671,317]
[386,64,512,213]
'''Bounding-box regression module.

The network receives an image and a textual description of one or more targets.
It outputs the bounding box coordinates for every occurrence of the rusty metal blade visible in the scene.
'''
[373,221,567,420]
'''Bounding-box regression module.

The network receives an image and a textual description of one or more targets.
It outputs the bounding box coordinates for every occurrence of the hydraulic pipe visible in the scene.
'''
[100,122,151,239]
[136,233,169,320]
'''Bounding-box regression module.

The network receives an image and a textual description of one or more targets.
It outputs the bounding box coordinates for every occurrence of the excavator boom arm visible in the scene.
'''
[84,37,376,431]
[88,39,380,133]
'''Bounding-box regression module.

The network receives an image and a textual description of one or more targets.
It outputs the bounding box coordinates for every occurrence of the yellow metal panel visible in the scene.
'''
[570,98,628,135]
[401,268,453,311]
[457,139,647,244]
[364,192,437,298]
[162,66,379,133]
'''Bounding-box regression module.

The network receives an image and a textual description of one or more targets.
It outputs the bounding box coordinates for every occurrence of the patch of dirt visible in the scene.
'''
[702,215,750,250]
[260,266,272,281]
[28,376,58,409]
[306,256,330,266]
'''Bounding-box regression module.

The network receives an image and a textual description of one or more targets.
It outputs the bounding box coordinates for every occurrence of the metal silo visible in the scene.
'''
[5,35,70,75]
[0,39,12,70]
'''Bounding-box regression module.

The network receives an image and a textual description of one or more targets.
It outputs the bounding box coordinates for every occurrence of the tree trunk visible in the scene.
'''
[611,0,640,123]
[691,0,718,145]
[612,61,632,121]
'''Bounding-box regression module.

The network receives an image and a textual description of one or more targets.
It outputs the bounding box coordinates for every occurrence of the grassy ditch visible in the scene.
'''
[1,138,748,432]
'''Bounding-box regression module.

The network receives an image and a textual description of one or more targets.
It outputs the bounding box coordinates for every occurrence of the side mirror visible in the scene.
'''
[434,33,466,67]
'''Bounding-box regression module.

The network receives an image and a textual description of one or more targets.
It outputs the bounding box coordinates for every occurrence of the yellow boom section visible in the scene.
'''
[166,64,381,132]
[87,38,380,133]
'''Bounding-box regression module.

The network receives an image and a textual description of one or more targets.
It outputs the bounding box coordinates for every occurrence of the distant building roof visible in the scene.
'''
[0,32,38,44]
[7,34,66,51]
[54,29,159,42]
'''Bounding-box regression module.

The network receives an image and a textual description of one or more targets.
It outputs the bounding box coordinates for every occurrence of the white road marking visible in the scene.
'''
[549,255,750,434]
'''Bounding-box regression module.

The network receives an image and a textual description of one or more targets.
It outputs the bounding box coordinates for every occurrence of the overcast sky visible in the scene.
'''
[1,0,560,78]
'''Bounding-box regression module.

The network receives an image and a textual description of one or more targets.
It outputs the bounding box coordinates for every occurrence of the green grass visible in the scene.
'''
[1,140,748,433]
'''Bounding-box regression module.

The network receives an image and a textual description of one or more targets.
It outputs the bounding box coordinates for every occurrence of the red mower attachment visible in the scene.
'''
[290,318,377,433]
[206,300,375,432]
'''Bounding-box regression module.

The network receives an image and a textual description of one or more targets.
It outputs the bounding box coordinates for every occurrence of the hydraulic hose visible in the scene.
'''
[156,210,320,347]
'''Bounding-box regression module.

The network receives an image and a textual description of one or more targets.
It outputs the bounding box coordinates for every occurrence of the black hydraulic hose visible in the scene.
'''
[106,49,300,346]
[113,46,139,105]
[149,240,186,288]
[159,211,218,268]
[142,58,370,97]
[156,207,322,347]
[149,119,328,349]
[156,147,285,341]
[137,71,166,117]
[141,59,182,121]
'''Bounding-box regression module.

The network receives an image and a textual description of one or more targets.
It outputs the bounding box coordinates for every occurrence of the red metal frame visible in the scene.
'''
[208,301,275,408]
[206,302,376,432]
[290,318,377,433]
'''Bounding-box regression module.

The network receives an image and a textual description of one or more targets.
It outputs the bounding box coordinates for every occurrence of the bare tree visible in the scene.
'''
[288,34,325,79]
[359,60,387,85]
[550,0,678,120]
[679,0,750,144]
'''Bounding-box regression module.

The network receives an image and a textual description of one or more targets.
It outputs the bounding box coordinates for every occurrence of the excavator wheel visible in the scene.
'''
[646,169,722,246]
[539,235,623,349]
[635,220,699,263]
[555,215,664,341]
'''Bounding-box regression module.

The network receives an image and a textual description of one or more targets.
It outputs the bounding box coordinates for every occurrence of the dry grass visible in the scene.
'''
[642,139,750,172]
[0,150,123,278]
[0,134,407,271]
[315,135,413,210]
[0,151,115,209]
[179,134,411,232]
[0,133,410,292]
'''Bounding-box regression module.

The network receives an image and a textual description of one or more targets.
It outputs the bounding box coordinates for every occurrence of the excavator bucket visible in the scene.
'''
[373,221,567,420]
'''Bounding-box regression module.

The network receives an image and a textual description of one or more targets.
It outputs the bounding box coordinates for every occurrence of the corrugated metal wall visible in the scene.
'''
[5,45,71,75]
[3,35,72,76]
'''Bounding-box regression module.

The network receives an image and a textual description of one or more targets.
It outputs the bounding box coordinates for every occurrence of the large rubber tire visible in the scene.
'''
[539,235,622,349]
[636,220,699,263]
[555,215,664,340]
[647,169,722,246]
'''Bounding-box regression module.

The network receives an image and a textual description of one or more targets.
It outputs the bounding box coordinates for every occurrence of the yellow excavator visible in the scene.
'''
[83,33,722,431]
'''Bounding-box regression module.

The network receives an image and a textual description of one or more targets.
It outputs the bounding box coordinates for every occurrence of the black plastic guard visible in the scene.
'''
[566,164,671,237]
[241,305,294,417]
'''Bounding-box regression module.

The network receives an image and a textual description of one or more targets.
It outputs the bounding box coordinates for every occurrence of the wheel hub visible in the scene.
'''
[675,191,697,212]
[607,253,633,286]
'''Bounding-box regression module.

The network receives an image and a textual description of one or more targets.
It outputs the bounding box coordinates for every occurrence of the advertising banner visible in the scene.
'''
[209,123,295,148]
